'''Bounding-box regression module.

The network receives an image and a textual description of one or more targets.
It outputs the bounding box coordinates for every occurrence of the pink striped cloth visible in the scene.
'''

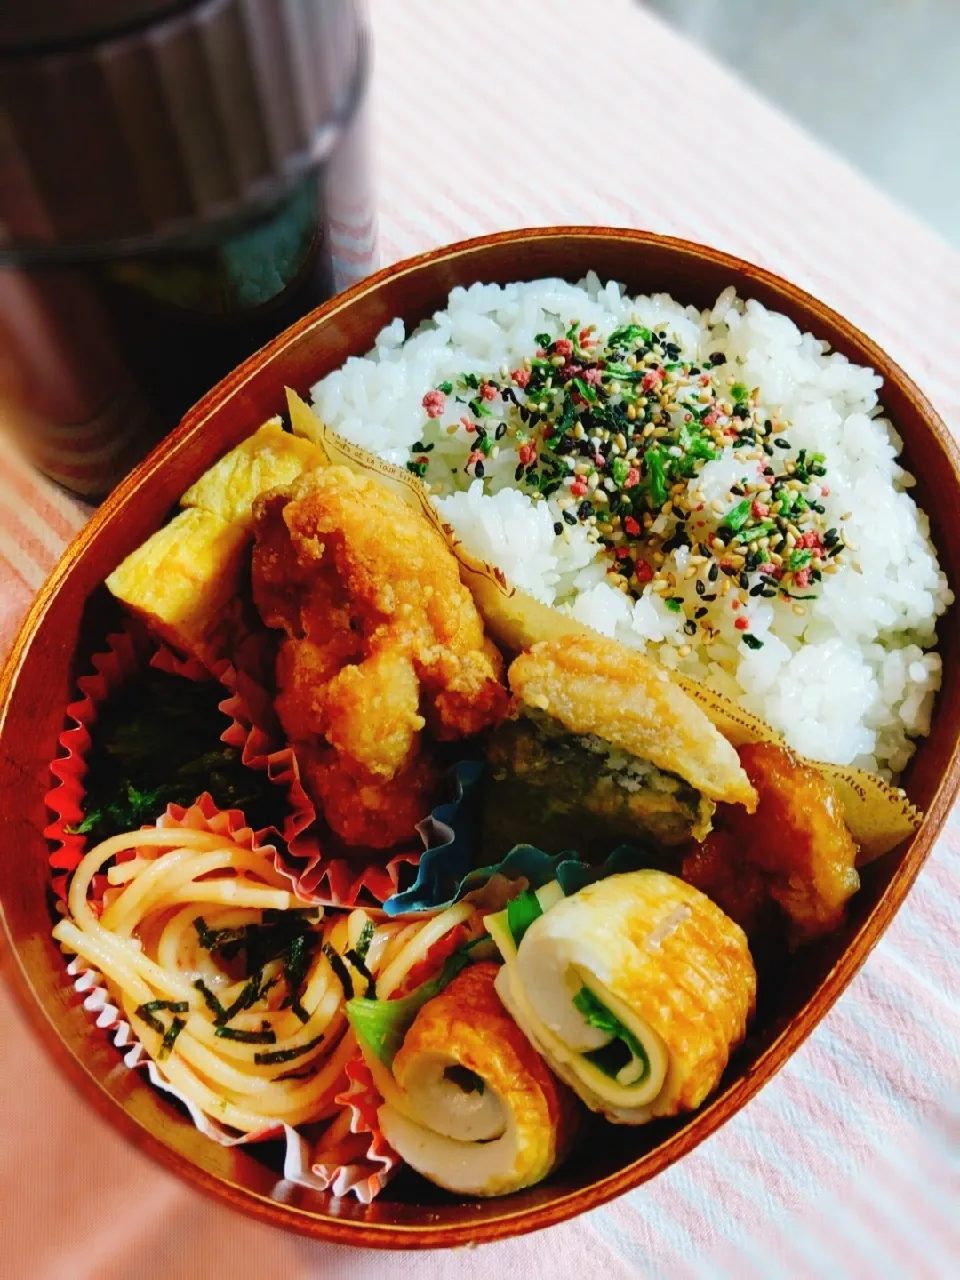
[2,1,958,1274]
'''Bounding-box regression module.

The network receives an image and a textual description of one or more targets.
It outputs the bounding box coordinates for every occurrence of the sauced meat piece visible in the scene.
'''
[683,742,859,944]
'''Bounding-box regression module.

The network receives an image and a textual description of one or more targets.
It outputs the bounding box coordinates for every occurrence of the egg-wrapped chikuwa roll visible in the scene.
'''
[487,871,756,1124]
[357,963,578,1197]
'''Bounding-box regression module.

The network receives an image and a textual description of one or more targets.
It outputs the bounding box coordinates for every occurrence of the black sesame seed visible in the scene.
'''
[553,522,563,535]
[684,619,697,636]
[620,558,635,578]
[412,441,425,452]
[689,367,700,377]
[709,351,726,366]
[810,501,826,514]
[515,464,524,481]
[730,484,745,496]
[738,572,749,589]
[732,404,751,420]
[708,562,719,582]
[695,606,708,619]
[495,422,507,440]
[519,406,530,423]
[763,467,775,477]
[763,442,775,456]
[774,438,790,449]
[474,461,485,478]
[749,584,764,597]
[577,500,594,520]
[702,593,718,602]
[563,509,577,526]
[695,579,706,596]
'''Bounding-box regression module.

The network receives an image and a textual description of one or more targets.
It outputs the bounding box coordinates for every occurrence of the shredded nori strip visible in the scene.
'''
[354,920,375,963]
[192,978,227,1021]
[344,948,374,996]
[158,1016,186,1060]
[214,1025,277,1045]
[284,932,315,1023]
[322,942,354,1000]
[135,1000,188,1035]
[253,1033,326,1066]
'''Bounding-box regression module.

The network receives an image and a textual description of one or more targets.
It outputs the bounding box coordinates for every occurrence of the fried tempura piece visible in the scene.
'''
[251,466,507,846]
[683,741,860,944]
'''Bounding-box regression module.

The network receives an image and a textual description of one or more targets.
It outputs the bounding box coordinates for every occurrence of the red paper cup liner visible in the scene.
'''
[45,622,429,909]
[43,629,227,899]
[54,797,392,1199]
[310,1053,399,1202]
[219,665,422,908]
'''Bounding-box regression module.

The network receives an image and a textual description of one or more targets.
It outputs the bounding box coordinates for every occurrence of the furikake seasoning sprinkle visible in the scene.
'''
[410,313,846,658]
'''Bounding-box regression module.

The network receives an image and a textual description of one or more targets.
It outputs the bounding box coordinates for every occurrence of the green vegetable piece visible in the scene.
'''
[506,888,544,947]
[573,986,650,1084]
[346,942,479,1067]
[437,380,453,395]
[742,634,764,650]
[664,598,682,613]
[731,382,749,403]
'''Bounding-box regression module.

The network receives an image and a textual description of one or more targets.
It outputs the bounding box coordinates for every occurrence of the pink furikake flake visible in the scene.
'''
[422,388,446,418]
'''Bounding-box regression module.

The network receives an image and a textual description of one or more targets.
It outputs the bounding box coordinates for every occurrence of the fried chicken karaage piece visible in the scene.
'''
[251,466,507,847]
[682,742,859,944]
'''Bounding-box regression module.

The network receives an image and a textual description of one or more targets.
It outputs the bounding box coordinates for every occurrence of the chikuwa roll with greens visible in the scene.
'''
[486,871,756,1124]
[349,962,578,1197]
[484,635,757,861]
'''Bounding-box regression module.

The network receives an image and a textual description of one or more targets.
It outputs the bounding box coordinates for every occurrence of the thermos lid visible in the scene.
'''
[0,0,368,262]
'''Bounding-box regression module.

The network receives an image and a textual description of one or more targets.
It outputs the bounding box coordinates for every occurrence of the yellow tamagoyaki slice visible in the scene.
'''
[180,419,327,527]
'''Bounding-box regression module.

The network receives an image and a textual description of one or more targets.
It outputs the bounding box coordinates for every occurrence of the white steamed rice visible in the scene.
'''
[309,275,952,778]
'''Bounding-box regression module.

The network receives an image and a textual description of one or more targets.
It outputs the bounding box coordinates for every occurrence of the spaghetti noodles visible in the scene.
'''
[53,824,478,1135]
